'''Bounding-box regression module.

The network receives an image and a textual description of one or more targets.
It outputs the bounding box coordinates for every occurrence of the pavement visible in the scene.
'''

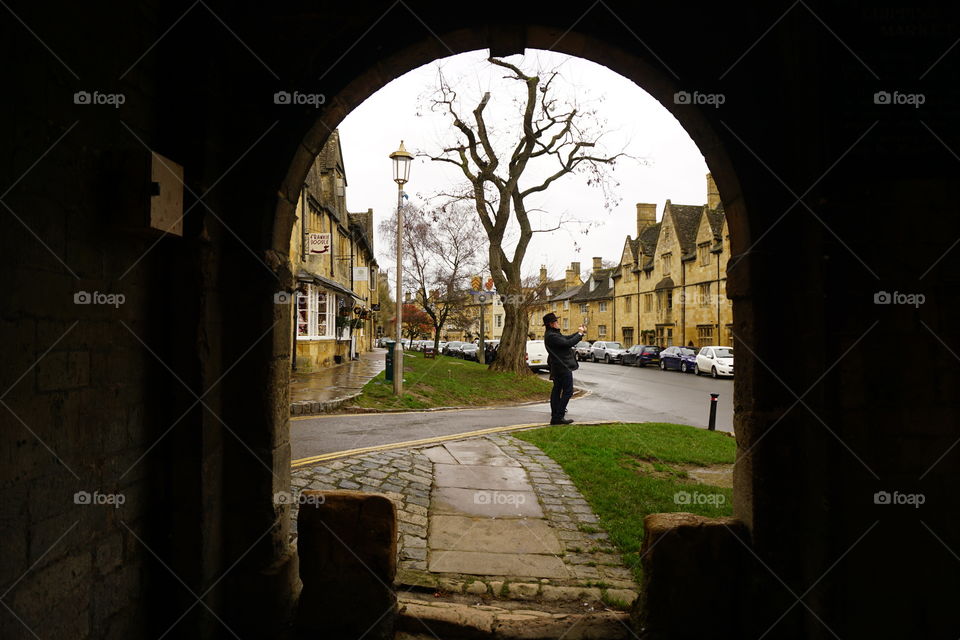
[289,349,385,415]
[290,433,640,612]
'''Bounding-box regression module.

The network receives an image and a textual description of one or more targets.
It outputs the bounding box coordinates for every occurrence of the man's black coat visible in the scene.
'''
[544,326,582,375]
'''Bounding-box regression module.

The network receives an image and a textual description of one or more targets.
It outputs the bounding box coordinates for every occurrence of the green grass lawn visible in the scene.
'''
[515,422,736,583]
[347,351,553,411]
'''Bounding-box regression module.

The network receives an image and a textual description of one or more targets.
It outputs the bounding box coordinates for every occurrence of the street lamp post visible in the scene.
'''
[389,141,413,395]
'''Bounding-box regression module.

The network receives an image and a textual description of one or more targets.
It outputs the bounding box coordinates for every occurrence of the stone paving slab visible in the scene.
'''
[443,440,521,466]
[430,515,563,554]
[429,550,570,578]
[432,487,545,518]
[420,445,458,465]
[434,463,532,491]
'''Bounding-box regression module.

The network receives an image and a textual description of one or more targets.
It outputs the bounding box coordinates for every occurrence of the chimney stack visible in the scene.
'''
[404,291,411,303]
[539,265,547,283]
[706,173,721,210]
[593,256,602,271]
[565,262,582,288]
[636,203,657,236]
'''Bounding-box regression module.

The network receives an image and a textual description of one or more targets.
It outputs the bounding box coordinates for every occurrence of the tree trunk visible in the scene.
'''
[490,302,533,374]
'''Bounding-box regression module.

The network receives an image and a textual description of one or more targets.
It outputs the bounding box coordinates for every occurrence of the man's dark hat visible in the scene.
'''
[543,312,559,326]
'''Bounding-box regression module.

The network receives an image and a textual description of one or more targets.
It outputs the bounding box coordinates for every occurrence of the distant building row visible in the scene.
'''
[528,173,731,348]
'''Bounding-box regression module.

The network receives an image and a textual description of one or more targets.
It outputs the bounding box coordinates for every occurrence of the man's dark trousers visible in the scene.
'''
[550,370,574,422]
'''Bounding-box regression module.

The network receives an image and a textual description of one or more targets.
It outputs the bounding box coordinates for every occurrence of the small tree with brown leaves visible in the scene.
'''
[380,202,485,352]
[427,57,624,374]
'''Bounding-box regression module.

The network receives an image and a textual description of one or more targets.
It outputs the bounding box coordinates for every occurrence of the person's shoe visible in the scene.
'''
[549,418,574,425]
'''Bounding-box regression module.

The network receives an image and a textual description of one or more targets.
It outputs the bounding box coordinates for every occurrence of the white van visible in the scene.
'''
[525,340,550,372]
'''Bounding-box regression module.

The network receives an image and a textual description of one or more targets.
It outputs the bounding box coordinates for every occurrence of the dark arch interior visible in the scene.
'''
[3,3,958,639]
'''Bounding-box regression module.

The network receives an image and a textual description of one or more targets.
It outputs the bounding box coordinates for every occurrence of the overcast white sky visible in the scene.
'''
[339,49,709,280]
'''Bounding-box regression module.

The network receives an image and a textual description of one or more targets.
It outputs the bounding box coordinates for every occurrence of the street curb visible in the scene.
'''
[289,391,362,417]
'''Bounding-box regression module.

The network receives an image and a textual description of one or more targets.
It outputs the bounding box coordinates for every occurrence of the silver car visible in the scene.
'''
[590,341,626,364]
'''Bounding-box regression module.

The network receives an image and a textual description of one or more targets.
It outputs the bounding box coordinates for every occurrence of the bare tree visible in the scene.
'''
[380,202,485,352]
[427,57,625,373]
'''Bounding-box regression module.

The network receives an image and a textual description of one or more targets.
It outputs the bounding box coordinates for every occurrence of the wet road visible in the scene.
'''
[289,359,734,462]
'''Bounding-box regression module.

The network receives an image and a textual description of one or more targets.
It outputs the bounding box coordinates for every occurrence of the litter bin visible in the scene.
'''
[383,340,395,382]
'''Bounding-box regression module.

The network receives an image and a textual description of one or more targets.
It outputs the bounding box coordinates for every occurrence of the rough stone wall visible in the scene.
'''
[1,2,959,640]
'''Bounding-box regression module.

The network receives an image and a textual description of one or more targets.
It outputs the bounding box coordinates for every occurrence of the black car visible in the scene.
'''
[659,346,698,373]
[621,345,661,367]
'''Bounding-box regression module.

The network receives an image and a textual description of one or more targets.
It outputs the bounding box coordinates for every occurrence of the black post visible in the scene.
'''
[708,393,719,431]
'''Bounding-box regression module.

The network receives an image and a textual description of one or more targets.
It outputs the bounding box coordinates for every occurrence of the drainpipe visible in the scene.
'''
[680,261,686,346]
[350,230,355,359]
[717,250,721,343]
[636,266,640,344]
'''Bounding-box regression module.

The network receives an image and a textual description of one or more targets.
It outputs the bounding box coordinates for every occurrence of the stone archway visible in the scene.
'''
[266,26,753,635]
[8,3,958,639]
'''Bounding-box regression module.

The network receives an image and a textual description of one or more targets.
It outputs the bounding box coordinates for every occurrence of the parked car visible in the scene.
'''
[659,346,698,373]
[443,341,465,357]
[622,345,661,367]
[460,343,480,361]
[574,341,594,361]
[590,340,626,364]
[695,345,734,378]
[525,340,549,372]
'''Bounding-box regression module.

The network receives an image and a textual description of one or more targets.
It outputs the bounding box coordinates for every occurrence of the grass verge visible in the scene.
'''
[347,351,553,411]
[514,422,736,583]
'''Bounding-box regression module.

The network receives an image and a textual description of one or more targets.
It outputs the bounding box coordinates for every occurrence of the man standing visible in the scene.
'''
[543,312,586,425]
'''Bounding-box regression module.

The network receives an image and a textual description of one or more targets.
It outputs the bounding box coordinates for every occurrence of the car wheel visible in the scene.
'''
[694,364,700,375]
[711,366,718,378]
[605,354,611,364]
[680,362,687,373]
[659,360,666,371]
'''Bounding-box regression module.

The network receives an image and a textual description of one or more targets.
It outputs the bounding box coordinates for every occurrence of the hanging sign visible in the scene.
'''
[308,233,331,254]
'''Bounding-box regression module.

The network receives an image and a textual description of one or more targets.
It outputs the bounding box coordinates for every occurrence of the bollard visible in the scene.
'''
[708,393,719,430]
